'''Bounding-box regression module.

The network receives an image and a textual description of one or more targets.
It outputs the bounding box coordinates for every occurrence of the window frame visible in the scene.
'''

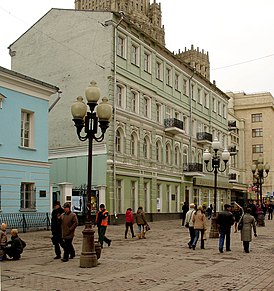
[144,51,151,73]
[252,113,262,123]
[20,182,36,210]
[117,34,126,58]
[21,110,34,148]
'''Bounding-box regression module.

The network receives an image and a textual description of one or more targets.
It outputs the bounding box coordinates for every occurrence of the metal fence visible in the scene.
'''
[0,212,50,233]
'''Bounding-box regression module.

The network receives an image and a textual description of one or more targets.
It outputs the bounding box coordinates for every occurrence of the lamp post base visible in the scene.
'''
[209,216,219,238]
[80,222,98,268]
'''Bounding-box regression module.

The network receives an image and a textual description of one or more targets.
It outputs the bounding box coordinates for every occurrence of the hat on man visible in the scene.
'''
[63,202,71,208]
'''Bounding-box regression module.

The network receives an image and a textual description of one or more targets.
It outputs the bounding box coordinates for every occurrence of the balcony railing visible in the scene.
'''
[196,132,212,144]
[183,163,203,173]
[228,120,237,130]
[228,145,237,155]
[164,118,184,135]
[229,173,237,182]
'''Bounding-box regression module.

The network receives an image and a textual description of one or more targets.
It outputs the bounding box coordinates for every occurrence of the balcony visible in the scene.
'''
[228,120,237,130]
[228,145,237,155]
[183,163,204,176]
[164,118,184,135]
[229,173,237,182]
[196,132,212,145]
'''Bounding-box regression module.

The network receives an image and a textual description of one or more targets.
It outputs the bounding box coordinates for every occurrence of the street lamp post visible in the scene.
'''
[251,156,270,226]
[71,81,112,267]
[203,138,230,238]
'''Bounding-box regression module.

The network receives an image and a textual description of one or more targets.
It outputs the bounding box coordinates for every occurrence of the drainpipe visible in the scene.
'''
[113,12,124,215]
[188,69,195,163]
[48,90,62,112]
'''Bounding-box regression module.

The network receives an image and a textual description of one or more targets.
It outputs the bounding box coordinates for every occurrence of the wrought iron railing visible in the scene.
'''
[164,118,184,131]
[183,163,203,172]
[0,212,50,233]
[196,132,212,142]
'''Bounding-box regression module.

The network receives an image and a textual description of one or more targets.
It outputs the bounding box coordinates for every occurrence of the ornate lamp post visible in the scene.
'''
[251,156,270,226]
[203,138,230,238]
[71,80,112,267]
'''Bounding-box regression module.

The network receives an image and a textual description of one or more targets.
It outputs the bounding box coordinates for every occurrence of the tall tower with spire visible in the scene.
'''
[74,0,165,45]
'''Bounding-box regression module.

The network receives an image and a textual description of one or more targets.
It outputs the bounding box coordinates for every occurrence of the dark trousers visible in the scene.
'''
[243,241,250,253]
[219,229,231,251]
[188,227,195,246]
[125,222,135,238]
[98,226,111,246]
[63,238,75,260]
[5,246,21,260]
[268,211,273,220]
[52,234,65,257]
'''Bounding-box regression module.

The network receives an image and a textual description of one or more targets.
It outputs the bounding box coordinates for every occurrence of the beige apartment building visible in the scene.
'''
[228,91,274,201]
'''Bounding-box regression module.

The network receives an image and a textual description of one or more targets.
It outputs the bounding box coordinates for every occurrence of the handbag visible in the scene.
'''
[185,222,189,228]
[238,217,243,231]
[145,224,150,232]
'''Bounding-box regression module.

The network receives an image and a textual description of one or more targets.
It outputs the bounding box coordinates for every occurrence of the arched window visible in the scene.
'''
[143,136,150,159]
[116,129,124,153]
[175,146,180,166]
[156,140,162,162]
[166,143,171,164]
[183,147,188,165]
[130,133,138,157]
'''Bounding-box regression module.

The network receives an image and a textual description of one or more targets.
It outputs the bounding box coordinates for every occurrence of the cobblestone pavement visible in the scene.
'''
[1,217,274,291]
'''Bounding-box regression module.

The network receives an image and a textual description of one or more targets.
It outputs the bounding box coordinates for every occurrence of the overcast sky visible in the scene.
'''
[1,0,274,95]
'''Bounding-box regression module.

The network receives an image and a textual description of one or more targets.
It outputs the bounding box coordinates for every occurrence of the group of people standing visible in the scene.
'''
[183,202,257,254]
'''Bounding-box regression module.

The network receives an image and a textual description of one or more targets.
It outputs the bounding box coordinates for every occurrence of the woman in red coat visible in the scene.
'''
[125,208,135,239]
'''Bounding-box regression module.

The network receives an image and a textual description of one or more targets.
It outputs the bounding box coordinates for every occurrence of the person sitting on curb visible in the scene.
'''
[5,229,26,260]
[0,223,8,261]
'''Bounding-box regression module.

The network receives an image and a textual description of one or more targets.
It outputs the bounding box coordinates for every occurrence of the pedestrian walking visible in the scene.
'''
[181,202,188,226]
[0,223,8,261]
[268,202,273,220]
[185,203,195,249]
[233,203,243,233]
[191,205,206,250]
[206,204,213,219]
[4,229,26,260]
[60,202,78,262]
[96,203,111,248]
[136,206,147,239]
[51,201,65,259]
[216,204,235,253]
[125,208,135,239]
[240,208,257,253]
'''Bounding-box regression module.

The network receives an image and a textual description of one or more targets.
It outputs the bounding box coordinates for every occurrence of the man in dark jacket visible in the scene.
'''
[51,201,64,259]
[216,204,235,253]
[61,202,78,262]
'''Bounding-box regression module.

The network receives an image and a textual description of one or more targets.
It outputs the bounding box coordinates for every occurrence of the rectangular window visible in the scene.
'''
[183,79,187,95]
[116,84,126,108]
[144,96,151,118]
[191,84,195,100]
[157,183,161,212]
[197,88,202,104]
[218,101,222,115]
[144,182,149,213]
[144,52,151,73]
[212,97,216,112]
[131,44,139,66]
[252,144,263,153]
[156,61,162,80]
[131,90,139,113]
[117,35,126,58]
[252,128,263,137]
[20,182,36,209]
[223,104,226,118]
[252,113,262,122]
[156,103,162,123]
[166,68,171,86]
[204,92,209,108]
[21,111,33,148]
[165,106,171,119]
[175,74,179,90]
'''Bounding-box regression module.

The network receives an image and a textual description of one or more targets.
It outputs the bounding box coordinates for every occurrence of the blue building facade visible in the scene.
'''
[0,66,59,214]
